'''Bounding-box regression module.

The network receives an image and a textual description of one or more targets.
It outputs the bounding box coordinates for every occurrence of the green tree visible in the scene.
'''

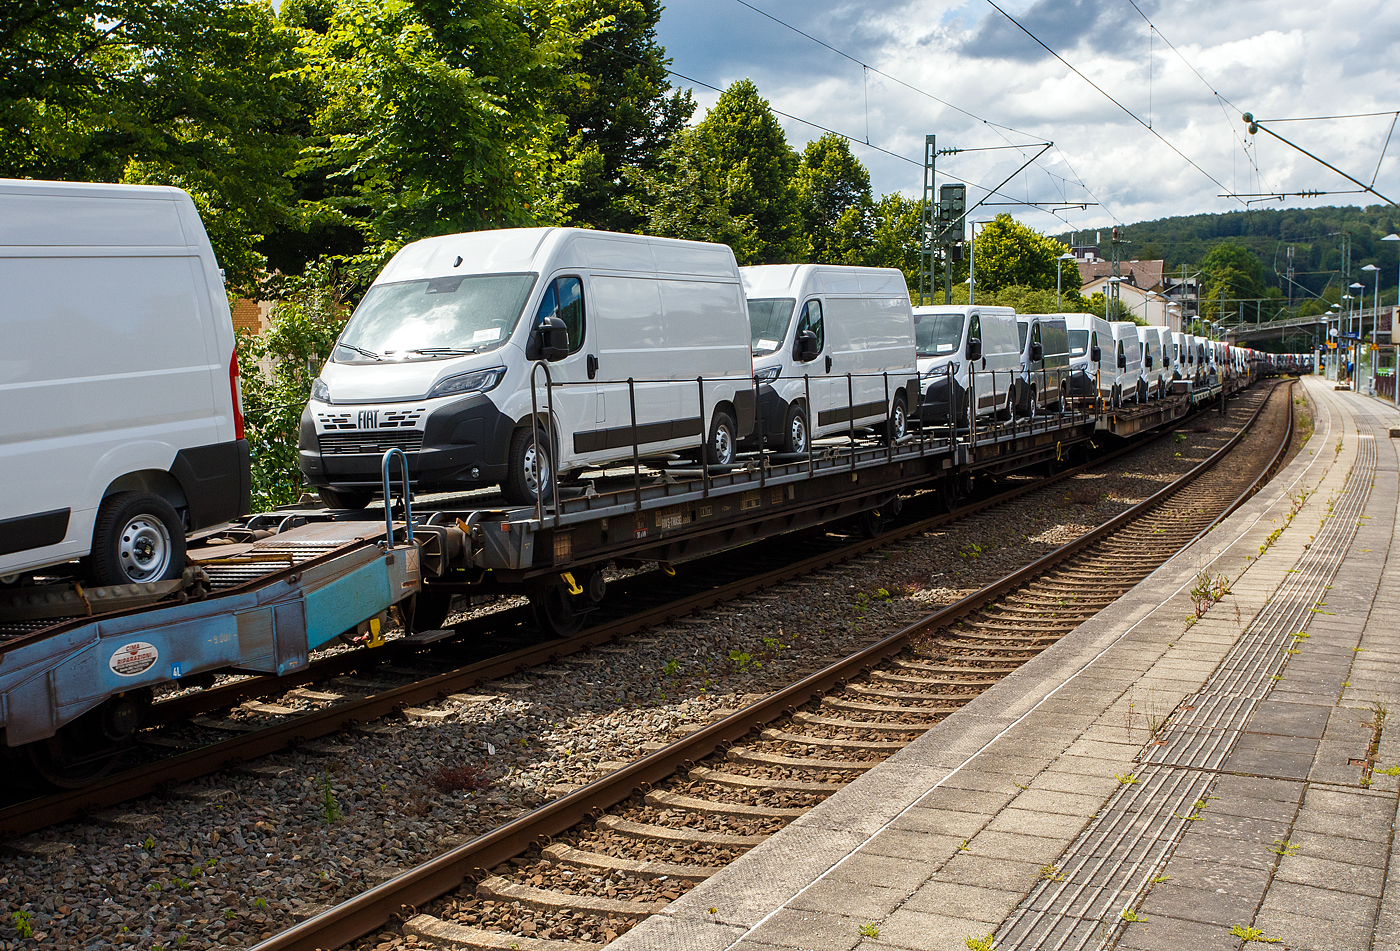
[867,193,925,300]
[1,0,306,286]
[971,213,1079,296]
[793,134,873,264]
[293,0,604,270]
[694,79,802,265]
[550,0,693,232]
[235,262,349,508]
[624,127,746,246]
[1200,241,1271,321]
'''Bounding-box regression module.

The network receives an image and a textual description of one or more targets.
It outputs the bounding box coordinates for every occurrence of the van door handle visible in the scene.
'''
[981,358,987,369]
[587,354,599,380]
[824,355,833,373]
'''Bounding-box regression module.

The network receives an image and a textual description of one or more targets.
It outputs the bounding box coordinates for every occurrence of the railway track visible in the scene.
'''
[248,380,1294,951]
[0,386,1274,842]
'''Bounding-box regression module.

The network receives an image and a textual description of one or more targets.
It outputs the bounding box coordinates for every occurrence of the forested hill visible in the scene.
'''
[1060,205,1400,302]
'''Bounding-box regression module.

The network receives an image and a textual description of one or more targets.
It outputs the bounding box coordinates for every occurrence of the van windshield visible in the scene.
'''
[913,312,965,357]
[1068,330,1089,357]
[334,274,535,363]
[748,298,796,355]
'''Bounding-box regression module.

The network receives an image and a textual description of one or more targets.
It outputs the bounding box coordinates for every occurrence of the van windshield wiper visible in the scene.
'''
[337,343,382,361]
[407,347,479,356]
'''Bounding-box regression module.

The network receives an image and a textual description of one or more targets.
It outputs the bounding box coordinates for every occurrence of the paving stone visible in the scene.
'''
[1251,905,1375,951]
[887,806,989,839]
[870,909,1003,948]
[1136,882,1261,928]
[825,853,932,894]
[1006,789,1105,817]
[1292,802,1395,841]
[931,854,1044,894]
[1113,915,1239,951]
[984,807,1091,841]
[901,880,1024,924]
[741,908,863,951]
[1287,828,1391,868]
[787,879,906,922]
[1275,852,1386,898]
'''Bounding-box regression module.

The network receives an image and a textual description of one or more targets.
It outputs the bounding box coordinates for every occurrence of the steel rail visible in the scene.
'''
[249,382,1289,951]
[0,385,1274,840]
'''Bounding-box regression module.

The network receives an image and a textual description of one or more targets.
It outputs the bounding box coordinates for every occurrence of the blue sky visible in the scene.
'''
[653,0,1400,234]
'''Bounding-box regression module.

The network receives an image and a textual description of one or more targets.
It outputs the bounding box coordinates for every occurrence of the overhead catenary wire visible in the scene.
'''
[579,38,1081,228]
[716,0,1104,224]
[984,0,1243,206]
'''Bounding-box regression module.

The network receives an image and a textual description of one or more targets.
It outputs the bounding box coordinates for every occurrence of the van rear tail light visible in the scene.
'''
[230,351,246,440]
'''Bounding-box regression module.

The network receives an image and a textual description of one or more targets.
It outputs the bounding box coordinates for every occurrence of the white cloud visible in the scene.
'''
[655,0,1400,232]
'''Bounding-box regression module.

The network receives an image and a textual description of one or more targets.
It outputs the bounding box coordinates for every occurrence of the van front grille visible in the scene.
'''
[317,431,424,456]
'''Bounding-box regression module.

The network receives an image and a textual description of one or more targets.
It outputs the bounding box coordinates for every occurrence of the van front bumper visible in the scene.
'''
[920,377,967,425]
[298,393,513,493]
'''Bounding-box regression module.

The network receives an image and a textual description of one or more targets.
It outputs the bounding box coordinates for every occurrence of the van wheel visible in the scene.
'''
[88,492,186,586]
[1027,387,1038,420]
[782,404,810,454]
[503,425,555,505]
[881,394,908,445]
[319,487,372,510]
[706,410,738,466]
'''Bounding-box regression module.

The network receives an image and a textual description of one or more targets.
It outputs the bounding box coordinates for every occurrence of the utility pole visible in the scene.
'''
[918,135,936,307]
[1109,227,1128,319]
[917,134,966,306]
[1286,245,1295,315]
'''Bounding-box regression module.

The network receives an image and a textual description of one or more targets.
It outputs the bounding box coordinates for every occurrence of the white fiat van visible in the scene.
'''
[1014,315,1072,416]
[743,265,918,452]
[300,228,757,506]
[0,179,249,585]
[1137,326,1169,400]
[1063,313,1114,403]
[910,305,1021,426]
[1109,322,1144,405]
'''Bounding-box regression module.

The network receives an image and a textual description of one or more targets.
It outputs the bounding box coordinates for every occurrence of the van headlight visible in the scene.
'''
[754,366,781,384]
[428,367,506,399]
[311,378,330,403]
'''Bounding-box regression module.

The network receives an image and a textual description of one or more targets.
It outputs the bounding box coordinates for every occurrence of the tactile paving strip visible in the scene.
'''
[996,433,1378,951]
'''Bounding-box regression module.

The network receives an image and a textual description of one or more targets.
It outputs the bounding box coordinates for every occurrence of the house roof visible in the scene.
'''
[1077,259,1165,291]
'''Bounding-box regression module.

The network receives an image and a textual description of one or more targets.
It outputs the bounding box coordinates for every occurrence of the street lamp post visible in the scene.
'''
[1384,234,1399,405]
[1363,264,1380,394]
[1057,252,1074,312]
[1350,282,1365,383]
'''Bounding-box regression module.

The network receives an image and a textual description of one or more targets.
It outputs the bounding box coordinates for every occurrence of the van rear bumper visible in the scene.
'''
[172,439,251,528]
[298,394,512,492]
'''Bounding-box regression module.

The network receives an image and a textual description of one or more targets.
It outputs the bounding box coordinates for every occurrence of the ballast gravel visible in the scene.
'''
[0,415,1249,951]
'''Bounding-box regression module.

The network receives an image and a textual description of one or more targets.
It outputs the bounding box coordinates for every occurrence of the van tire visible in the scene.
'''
[782,404,810,454]
[88,492,186,586]
[706,410,738,466]
[319,487,373,510]
[881,393,908,445]
[503,425,555,505]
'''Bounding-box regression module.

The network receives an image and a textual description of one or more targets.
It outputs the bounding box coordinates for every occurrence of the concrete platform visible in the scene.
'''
[611,377,1400,951]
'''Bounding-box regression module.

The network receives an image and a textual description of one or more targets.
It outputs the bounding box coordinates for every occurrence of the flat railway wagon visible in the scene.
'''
[0,217,1254,791]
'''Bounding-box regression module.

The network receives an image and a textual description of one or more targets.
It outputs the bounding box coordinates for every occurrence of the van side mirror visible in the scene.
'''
[1145,355,1153,369]
[796,330,820,362]
[1090,345,1102,363]
[540,316,569,362]
[1118,353,1127,369]
[966,337,982,361]
[1029,342,1043,362]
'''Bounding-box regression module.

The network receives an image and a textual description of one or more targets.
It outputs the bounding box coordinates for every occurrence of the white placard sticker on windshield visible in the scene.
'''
[756,339,778,351]
[472,327,502,342]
